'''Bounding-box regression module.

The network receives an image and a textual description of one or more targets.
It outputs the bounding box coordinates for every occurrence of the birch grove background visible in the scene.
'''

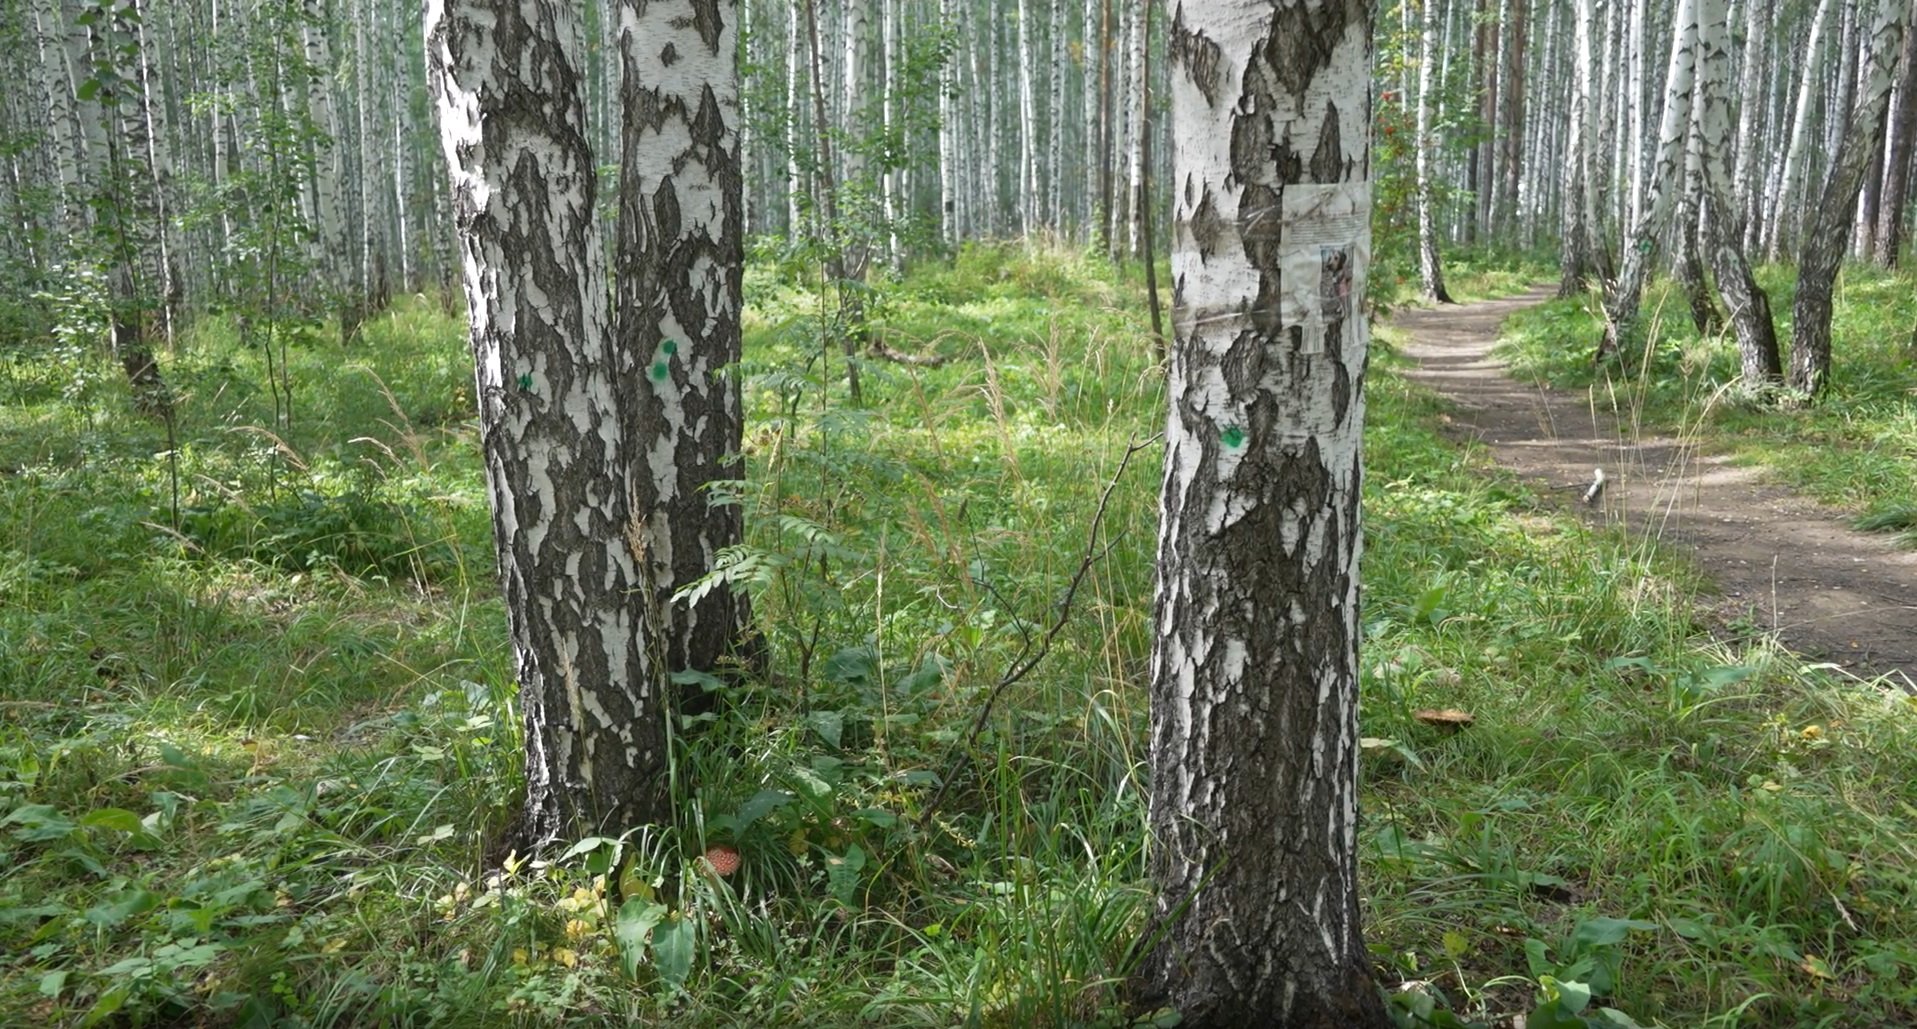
[4,0,1913,341]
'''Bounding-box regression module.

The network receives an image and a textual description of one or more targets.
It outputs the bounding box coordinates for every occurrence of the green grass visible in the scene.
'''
[2,245,1914,1026]
[1498,265,1917,540]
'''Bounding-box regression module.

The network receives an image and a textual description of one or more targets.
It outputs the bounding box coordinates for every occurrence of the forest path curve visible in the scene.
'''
[1392,287,1917,689]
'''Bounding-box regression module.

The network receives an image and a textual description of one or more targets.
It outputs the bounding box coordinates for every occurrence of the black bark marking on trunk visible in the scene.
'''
[1191,187,1227,261]
[1309,100,1345,182]
[1170,6,1224,106]
[616,4,760,701]
[689,0,725,52]
[1255,0,1365,106]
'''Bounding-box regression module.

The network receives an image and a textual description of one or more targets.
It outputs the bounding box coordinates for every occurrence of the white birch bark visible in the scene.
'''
[1790,0,1910,397]
[427,0,670,845]
[1769,0,1839,257]
[1731,0,1768,240]
[615,0,758,683]
[31,0,85,239]
[1119,0,1134,254]
[301,3,353,340]
[1017,0,1038,234]
[1601,0,1702,357]
[1048,0,1066,230]
[1416,0,1451,302]
[938,0,960,245]
[1142,0,1387,1021]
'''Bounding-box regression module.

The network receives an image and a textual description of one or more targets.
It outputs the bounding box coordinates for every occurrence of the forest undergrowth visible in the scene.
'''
[1501,267,1917,549]
[2,246,1914,1027]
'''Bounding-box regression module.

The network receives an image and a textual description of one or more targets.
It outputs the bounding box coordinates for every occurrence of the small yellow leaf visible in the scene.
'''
[1801,954,1834,979]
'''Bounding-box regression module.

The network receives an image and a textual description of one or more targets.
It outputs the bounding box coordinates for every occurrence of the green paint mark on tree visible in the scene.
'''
[651,361,670,382]
[517,373,534,392]
[1221,423,1247,449]
[662,340,679,356]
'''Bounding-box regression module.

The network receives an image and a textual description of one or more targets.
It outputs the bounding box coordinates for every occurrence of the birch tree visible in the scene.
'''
[1559,0,1609,295]
[1789,0,1910,399]
[1694,0,1782,387]
[427,0,671,844]
[1415,0,1451,302]
[615,0,758,689]
[1599,0,1700,360]
[1767,0,1839,259]
[1873,23,1917,263]
[1138,0,1388,1022]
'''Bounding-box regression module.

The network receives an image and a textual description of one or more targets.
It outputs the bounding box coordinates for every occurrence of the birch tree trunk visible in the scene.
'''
[1694,0,1782,388]
[89,3,171,415]
[1416,0,1452,302]
[1084,0,1103,239]
[1790,0,1910,399]
[1677,120,1723,335]
[428,0,670,845]
[1139,1,1387,1023]
[1600,0,1700,360]
[939,0,959,245]
[1017,0,1038,234]
[615,0,759,692]
[1559,0,1608,295]
[803,0,863,401]
[1873,20,1917,263]
[1049,0,1066,230]
[1767,0,1839,259]
[1731,0,1768,244]
[1124,0,1148,256]
[1497,0,1527,238]
[301,3,354,344]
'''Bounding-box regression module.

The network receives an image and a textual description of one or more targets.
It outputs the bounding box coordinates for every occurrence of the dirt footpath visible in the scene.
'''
[1392,288,1917,690]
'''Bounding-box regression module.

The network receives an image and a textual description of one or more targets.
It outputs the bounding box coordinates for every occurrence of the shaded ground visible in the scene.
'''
[1394,287,1917,690]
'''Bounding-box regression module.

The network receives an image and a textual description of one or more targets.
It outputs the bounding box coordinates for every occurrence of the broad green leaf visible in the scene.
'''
[808,709,844,749]
[826,844,867,907]
[81,983,129,1027]
[1553,978,1593,1014]
[84,889,159,928]
[79,808,144,834]
[651,913,696,989]
[734,789,792,828]
[614,899,666,980]
[1573,917,1658,948]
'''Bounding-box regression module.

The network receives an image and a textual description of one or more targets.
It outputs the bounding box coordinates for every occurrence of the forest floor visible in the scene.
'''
[1396,288,1917,690]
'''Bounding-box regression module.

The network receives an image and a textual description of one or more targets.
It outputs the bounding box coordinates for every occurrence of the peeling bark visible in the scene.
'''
[428,0,670,847]
[1695,0,1782,387]
[616,0,761,700]
[1136,1,1387,1024]
[1790,0,1909,399]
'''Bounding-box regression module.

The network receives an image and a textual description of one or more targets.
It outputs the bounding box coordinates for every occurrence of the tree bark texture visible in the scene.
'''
[1139,2,1388,1025]
[1600,0,1700,361]
[1694,0,1782,386]
[1416,0,1452,302]
[1790,0,1909,399]
[428,0,670,847]
[615,0,758,692]
[1874,19,1917,263]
